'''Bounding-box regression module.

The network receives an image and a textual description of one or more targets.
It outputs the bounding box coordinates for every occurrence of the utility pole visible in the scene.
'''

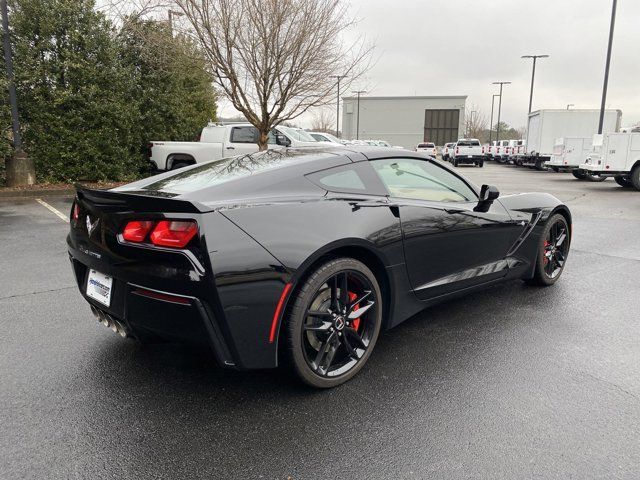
[330,75,347,137]
[521,55,549,114]
[1,0,34,186]
[598,0,617,134]
[492,82,511,142]
[489,94,499,143]
[352,90,366,140]
[468,110,477,137]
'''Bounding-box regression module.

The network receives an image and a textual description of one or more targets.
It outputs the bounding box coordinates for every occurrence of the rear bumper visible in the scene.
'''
[69,249,238,368]
[454,156,483,164]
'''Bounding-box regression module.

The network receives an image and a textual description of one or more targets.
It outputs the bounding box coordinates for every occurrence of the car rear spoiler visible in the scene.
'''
[74,184,208,214]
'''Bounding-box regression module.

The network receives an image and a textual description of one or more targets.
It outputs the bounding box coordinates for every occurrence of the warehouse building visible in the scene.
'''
[341,95,467,149]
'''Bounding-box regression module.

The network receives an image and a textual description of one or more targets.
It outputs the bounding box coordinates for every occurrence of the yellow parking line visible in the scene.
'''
[35,198,69,223]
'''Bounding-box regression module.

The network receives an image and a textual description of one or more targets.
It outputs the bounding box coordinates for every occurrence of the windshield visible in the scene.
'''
[322,133,343,144]
[278,126,317,142]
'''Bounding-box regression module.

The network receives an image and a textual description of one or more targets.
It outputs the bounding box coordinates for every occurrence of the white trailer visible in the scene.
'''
[580,132,640,190]
[521,109,622,170]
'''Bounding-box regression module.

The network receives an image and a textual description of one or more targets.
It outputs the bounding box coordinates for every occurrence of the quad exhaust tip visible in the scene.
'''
[90,305,129,338]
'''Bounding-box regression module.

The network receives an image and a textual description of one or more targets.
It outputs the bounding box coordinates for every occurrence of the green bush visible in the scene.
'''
[3,0,216,184]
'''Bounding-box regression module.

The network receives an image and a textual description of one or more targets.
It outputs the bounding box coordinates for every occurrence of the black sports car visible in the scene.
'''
[67,146,572,388]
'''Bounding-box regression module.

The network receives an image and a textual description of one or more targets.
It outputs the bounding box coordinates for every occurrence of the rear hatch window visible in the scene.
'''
[457,140,480,147]
[140,150,307,195]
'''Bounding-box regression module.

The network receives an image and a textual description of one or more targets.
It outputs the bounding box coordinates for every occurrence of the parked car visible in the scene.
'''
[442,142,456,162]
[308,131,344,145]
[491,140,510,163]
[415,142,437,156]
[68,145,572,388]
[580,132,640,190]
[149,123,330,171]
[451,139,484,167]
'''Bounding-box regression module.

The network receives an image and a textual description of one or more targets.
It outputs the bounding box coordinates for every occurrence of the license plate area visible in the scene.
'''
[86,269,113,307]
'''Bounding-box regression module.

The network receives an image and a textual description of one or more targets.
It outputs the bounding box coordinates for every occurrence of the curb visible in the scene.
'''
[0,188,75,199]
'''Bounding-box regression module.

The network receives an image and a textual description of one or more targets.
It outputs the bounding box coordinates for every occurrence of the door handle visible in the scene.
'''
[445,208,466,214]
[226,146,235,150]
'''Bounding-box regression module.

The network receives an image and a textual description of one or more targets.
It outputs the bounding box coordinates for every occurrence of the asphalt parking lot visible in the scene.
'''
[2,162,639,479]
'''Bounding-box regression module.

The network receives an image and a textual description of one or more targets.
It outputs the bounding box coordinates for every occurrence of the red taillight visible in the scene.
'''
[150,220,198,248]
[456,147,459,154]
[482,146,485,154]
[71,202,80,223]
[122,220,155,242]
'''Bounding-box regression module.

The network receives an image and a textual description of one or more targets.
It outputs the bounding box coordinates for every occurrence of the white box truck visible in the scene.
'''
[521,109,622,170]
[580,132,640,190]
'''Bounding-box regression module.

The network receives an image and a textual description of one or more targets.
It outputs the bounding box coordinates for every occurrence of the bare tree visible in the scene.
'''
[310,108,336,135]
[464,105,487,140]
[175,0,373,149]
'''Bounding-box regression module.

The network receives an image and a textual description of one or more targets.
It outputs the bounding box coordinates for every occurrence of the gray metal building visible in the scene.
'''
[341,95,467,148]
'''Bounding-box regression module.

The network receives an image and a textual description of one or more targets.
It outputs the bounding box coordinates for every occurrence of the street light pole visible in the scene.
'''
[521,55,549,114]
[598,0,617,134]
[168,10,183,35]
[330,75,347,137]
[352,90,366,140]
[492,81,511,142]
[1,0,34,186]
[489,94,499,144]
[469,110,477,137]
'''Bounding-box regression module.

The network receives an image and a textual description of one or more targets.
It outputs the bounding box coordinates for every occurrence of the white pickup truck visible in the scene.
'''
[149,123,330,171]
[580,132,640,190]
[451,138,484,167]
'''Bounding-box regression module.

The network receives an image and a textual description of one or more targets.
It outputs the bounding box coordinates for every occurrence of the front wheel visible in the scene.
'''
[286,258,383,388]
[526,214,571,286]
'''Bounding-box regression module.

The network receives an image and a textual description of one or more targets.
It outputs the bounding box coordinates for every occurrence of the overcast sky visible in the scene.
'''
[220,0,639,129]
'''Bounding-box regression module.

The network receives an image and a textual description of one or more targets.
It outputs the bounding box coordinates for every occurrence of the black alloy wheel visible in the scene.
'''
[527,214,571,286]
[286,258,382,388]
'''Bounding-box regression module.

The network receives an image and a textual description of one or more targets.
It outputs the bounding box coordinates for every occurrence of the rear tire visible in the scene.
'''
[526,214,571,287]
[453,159,459,167]
[614,174,633,188]
[286,258,383,388]
[572,169,587,180]
[171,161,190,170]
[631,165,640,191]
[478,161,484,168]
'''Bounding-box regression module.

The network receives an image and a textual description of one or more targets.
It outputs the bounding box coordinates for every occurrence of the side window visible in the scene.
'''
[372,158,477,203]
[306,163,386,195]
[230,126,258,144]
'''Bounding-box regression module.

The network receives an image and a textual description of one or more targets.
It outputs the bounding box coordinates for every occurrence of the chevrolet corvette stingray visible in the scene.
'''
[67,146,572,388]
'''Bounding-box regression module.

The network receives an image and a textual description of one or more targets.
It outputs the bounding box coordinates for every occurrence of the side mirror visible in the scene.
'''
[275,134,291,147]
[474,184,499,212]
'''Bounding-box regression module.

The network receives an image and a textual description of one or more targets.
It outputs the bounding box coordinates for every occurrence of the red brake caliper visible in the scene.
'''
[543,240,551,265]
[347,291,361,331]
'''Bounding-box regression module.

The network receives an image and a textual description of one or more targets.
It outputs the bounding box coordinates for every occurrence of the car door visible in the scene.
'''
[370,157,524,300]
